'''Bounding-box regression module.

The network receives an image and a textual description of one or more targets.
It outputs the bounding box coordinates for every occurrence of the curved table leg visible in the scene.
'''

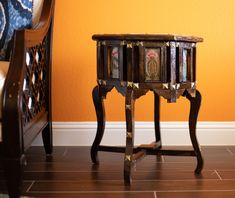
[124,88,135,185]
[185,90,204,174]
[154,92,161,147]
[90,86,106,164]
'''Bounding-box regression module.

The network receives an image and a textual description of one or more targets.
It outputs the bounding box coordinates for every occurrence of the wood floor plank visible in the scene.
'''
[25,159,235,172]
[204,162,235,170]
[156,191,235,198]
[216,170,235,179]
[24,192,155,198]
[29,180,235,192]
[23,170,219,181]
[2,146,235,197]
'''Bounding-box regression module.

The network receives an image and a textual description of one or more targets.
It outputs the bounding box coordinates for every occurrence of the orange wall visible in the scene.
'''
[52,0,235,121]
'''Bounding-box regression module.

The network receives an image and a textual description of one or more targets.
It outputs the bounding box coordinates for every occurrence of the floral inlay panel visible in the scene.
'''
[145,48,161,81]
[110,47,119,79]
[182,49,188,82]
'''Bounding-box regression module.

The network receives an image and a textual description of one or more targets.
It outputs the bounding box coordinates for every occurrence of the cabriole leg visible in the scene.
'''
[91,86,106,164]
[185,90,203,174]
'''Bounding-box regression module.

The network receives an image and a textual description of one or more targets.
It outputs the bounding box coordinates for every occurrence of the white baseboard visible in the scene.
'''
[32,121,235,146]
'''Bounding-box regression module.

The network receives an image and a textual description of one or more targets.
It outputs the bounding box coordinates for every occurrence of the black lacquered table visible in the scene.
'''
[91,34,203,184]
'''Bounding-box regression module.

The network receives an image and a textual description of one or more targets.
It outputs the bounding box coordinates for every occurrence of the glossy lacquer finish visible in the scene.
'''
[91,34,203,184]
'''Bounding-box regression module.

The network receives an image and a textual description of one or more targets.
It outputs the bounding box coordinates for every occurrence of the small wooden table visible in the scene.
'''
[91,34,203,185]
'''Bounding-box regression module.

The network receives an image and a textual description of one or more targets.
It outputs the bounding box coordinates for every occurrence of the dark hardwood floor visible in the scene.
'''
[1,146,235,197]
